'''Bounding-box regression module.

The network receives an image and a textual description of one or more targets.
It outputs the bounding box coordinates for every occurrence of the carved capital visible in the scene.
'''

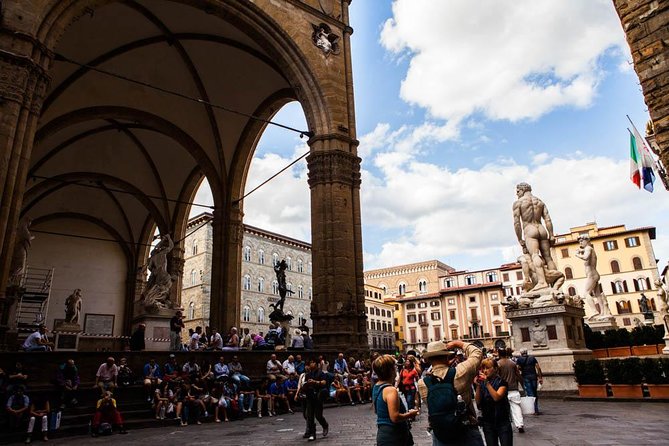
[0,48,51,113]
[307,150,361,188]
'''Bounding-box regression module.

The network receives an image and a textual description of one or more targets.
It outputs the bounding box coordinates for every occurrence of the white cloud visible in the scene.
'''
[380,0,627,124]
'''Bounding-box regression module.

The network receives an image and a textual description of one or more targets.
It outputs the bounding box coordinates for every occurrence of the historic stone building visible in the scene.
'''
[181,212,312,339]
[364,284,394,351]
[364,260,454,297]
[614,0,669,171]
[0,0,366,350]
[552,222,661,328]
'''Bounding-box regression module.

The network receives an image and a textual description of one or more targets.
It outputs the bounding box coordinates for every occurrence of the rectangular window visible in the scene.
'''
[623,317,631,326]
[502,273,509,282]
[470,308,478,320]
[493,305,500,316]
[418,302,427,308]
[407,314,417,323]
[495,325,502,336]
[490,293,498,301]
[434,326,441,341]
[520,327,530,342]
[516,272,523,280]
[449,310,456,320]
[422,328,429,342]
[561,248,569,258]
[469,296,476,303]
[547,325,558,340]
[431,311,441,320]
[410,329,416,343]
[406,303,416,309]
[451,329,458,340]
[394,318,398,326]
[448,298,455,305]
[625,236,640,247]
[430,300,440,307]
[603,240,618,251]
[418,313,427,324]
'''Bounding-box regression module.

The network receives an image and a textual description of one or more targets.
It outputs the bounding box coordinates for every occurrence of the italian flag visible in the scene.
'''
[630,132,640,188]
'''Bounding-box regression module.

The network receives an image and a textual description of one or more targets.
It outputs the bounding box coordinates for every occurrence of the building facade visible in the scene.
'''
[552,223,662,328]
[364,284,395,350]
[181,213,313,339]
[364,260,454,297]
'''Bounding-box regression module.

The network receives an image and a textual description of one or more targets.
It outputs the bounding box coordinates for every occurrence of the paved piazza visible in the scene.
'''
[46,400,668,446]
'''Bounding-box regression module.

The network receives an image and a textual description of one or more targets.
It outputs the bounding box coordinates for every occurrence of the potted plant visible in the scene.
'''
[631,326,662,356]
[607,357,643,398]
[584,325,607,357]
[605,328,632,357]
[641,358,669,398]
[573,359,607,398]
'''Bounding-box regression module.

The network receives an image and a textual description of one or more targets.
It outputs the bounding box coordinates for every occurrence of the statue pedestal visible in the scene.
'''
[585,317,618,333]
[133,305,174,351]
[506,304,592,392]
[54,321,82,333]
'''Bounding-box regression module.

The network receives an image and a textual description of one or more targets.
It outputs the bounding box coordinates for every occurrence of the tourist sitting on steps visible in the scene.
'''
[91,391,127,436]
[26,394,50,443]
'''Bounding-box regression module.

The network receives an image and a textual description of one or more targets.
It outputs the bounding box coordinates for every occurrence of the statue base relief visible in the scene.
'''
[53,321,82,333]
[506,304,592,392]
[585,316,618,333]
[133,304,176,350]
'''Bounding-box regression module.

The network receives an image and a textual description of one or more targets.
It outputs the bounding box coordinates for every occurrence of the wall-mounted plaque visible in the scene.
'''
[84,313,114,335]
[55,333,79,351]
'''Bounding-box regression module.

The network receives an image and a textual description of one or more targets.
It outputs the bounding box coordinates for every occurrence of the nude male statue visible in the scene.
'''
[512,183,557,291]
[575,235,612,319]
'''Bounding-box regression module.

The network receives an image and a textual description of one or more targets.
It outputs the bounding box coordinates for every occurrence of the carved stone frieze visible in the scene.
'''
[307,150,361,187]
[0,49,50,113]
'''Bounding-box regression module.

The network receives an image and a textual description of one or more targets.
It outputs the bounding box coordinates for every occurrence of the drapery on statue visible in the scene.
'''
[269,259,294,323]
[575,234,612,320]
[64,289,83,324]
[510,183,564,307]
[9,216,34,286]
[141,234,175,312]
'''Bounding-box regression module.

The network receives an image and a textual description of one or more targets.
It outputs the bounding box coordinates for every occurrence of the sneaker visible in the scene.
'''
[323,427,329,437]
[289,409,294,414]
[147,396,152,402]
[518,427,525,433]
[204,411,209,418]
[196,421,202,425]
[351,402,355,406]
[303,433,311,439]
[308,436,315,442]
[269,412,274,417]
[258,413,262,418]
[215,419,221,423]
[180,421,188,426]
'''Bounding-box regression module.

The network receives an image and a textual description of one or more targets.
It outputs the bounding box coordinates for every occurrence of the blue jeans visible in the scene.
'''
[403,388,416,410]
[523,377,539,413]
[431,426,485,446]
[231,373,251,389]
[239,393,254,412]
[482,421,513,446]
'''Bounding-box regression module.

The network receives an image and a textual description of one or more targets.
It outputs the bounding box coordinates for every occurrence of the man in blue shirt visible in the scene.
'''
[269,376,293,415]
[143,358,162,402]
[214,356,230,383]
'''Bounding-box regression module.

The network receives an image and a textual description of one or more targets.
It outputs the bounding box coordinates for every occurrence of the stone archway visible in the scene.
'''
[0,0,366,350]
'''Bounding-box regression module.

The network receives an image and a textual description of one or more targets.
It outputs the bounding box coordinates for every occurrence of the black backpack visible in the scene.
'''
[424,367,466,443]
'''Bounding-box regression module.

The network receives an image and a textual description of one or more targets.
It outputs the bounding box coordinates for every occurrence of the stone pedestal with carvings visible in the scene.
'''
[585,317,618,334]
[506,304,592,392]
[132,304,175,351]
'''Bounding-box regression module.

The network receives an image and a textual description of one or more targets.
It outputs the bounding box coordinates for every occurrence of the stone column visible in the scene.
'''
[0,36,51,337]
[613,0,669,168]
[307,136,367,352]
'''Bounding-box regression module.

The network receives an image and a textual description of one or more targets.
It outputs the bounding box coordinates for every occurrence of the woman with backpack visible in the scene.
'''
[372,354,419,446]
[475,358,513,446]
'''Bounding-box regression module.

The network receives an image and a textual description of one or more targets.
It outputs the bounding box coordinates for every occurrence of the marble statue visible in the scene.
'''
[529,318,548,347]
[575,234,613,320]
[141,234,175,312]
[512,183,564,307]
[311,23,339,56]
[64,289,83,324]
[9,217,34,285]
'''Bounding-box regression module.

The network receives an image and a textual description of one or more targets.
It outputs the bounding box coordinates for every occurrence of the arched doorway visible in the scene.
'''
[0,0,366,350]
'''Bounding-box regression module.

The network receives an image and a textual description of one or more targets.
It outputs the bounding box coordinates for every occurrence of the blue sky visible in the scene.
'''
[195,0,668,272]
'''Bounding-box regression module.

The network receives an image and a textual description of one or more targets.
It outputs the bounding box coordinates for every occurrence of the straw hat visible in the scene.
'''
[422,341,456,359]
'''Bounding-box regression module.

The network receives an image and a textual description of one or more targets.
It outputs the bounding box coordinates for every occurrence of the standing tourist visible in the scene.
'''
[295,359,329,441]
[497,349,523,433]
[475,359,512,446]
[418,340,484,446]
[397,360,420,410]
[170,311,185,351]
[372,354,418,446]
[130,323,146,351]
[516,348,543,415]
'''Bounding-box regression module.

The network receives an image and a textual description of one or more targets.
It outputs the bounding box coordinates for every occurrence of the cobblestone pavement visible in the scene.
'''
[46,400,668,446]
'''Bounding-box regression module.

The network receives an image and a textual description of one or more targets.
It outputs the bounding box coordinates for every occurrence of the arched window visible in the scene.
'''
[611,260,620,274]
[243,246,251,262]
[298,285,303,299]
[287,282,293,293]
[242,274,251,290]
[379,283,388,294]
[258,249,265,265]
[398,282,407,295]
[564,267,573,280]
[242,305,251,322]
[286,257,292,270]
[444,277,454,288]
[190,269,197,286]
[616,300,631,314]
[272,280,279,295]
[258,277,265,293]
[272,253,279,266]
[634,277,648,291]
[188,301,195,319]
[192,240,198,256]
[298,312,306,327]
[465,275,476,286]
[632,257,643,271]
[418,280,428,293]
[568,286,576,297]
[612,280,625,294]
[258,307,265,323]
[297,259,303,273]
[308,287,312,299]
[486,271,498,283]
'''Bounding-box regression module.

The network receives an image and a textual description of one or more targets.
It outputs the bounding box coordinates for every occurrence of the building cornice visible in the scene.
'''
[364,260,454,279]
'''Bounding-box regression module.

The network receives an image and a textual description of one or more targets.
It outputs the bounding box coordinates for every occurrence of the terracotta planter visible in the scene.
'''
[577,384,608,398]
[607,346,632,357]
[610,384,643,398]
[646,384,669,398]
[631,345,658,356]
[592,349,608,359]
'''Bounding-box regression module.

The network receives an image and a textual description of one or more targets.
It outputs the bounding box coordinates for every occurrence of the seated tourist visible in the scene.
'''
[269,376,293,415]
[163,354,180,382]
[179,382,205,426]
[214,356,230,383]
[224,327,239,350]
[331,374,354,405]
[228,355,250,389]
[182,357,201,383]
[117,357,133,387]
[295,354,306,375]
[154,381,171,420]
[284,372,299,408]
[55,358,80,408]
[239,386,255,414]
[255,377,273,418]
[347,374,363,403]
[95,357,118,396]
[189,326,203,351]
[143,358,163,402]
[282,355,296,376]
[91,391,127,436]
[8,361,29,393]
[27,394,50,443]
[215,380,239,422]
[6,387,29,432]
[22,324,53,352]
[207,328,223,351]
[266,354,284,379]
[239,328,253,350]
[333,353,350,377]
